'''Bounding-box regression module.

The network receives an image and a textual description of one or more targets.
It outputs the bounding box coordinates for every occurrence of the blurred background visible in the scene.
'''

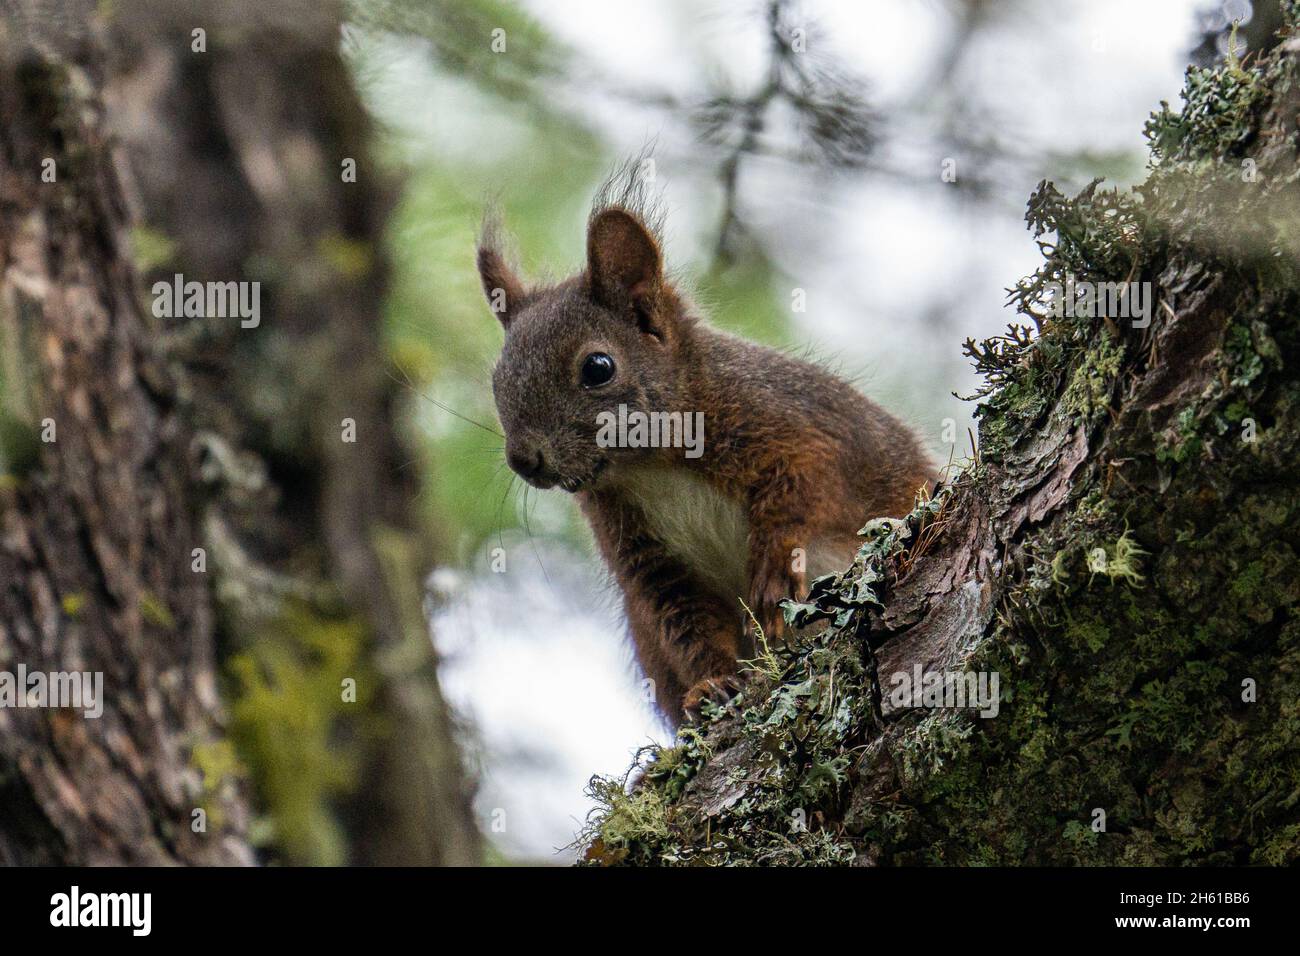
[341,0,1267,861]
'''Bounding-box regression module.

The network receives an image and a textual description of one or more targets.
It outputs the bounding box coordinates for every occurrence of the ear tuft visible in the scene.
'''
[477,213,525,328]
[586,207,662,314]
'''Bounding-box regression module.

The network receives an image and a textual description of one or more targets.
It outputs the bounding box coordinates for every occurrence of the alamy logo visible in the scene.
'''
[151,273,260,328]
[888,665,1000,718]
[595,404,704,459]
[50,886,151,936]
[0,665,103,718]
[1044,275,1152,328]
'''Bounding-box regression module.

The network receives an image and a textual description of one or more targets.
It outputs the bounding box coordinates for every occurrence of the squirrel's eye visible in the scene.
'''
[580,352,616,388]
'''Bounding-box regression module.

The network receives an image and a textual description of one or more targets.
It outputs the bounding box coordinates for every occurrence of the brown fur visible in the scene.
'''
[479,186,934,727]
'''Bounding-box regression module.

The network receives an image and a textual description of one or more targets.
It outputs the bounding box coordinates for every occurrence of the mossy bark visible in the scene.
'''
[584,15,1300,866]
[0,0,480,865]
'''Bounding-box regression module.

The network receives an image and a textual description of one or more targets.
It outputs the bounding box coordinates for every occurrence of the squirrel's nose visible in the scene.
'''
[506,445,546,480]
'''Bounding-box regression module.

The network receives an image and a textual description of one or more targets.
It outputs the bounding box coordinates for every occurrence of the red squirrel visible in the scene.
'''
[478,182,934,727]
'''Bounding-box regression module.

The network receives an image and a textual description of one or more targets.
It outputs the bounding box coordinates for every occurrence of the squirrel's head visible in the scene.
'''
[479,203,688,492]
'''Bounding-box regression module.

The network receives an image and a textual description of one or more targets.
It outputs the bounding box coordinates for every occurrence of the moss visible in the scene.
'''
[1063,611,1109,653]
[139,591,176,630]
[976,377,1050,458]
[227,600,376,866]
[129,225,177,273]
[317,233,373,280]
[1157,406,1205,464]
[1060,330,1124,422]
[60,593,85,618]
[189,738,244,833]
[1228,543,1300,622]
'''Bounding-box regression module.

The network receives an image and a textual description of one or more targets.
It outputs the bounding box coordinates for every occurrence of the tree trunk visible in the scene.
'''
[0,0,481,865]
[0,21,252,866]
[584,24,1300,866]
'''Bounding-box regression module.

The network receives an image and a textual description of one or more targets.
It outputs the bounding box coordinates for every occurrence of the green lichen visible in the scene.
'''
[582,775,672,864]
[580,494,925,866]
[1145,42,1270,164]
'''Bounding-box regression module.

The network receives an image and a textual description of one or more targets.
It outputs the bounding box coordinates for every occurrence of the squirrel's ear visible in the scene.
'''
[587,208,662,318]
[477,227,525,329]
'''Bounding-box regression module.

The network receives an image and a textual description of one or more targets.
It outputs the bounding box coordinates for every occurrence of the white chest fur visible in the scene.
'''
[612,466,854,605]
[615,466,750,603]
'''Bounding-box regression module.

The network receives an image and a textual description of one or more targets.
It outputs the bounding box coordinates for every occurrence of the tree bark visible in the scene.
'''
[585,24,1300,866]
[0,22,251,865]
[0,0,481,865]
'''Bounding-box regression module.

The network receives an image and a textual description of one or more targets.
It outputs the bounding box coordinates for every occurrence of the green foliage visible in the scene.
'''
[345,0,568,109]
[693,250,795,349]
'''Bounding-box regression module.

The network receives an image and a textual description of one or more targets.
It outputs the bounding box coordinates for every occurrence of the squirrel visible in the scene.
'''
[478,180,935,727]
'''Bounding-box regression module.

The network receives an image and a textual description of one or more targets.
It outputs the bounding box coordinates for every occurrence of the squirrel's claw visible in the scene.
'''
[750,556,804,644]
[682,674,741,723]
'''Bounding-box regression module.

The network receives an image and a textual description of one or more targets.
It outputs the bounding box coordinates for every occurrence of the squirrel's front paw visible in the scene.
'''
[750,563,804,644]
[682,674,741,723]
